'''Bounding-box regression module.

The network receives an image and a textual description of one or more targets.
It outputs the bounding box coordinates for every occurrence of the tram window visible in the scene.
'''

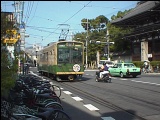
[58,48,69,63]
[72,48,82,63]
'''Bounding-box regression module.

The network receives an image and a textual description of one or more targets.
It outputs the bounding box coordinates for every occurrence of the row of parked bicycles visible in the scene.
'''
[1,73,71,120]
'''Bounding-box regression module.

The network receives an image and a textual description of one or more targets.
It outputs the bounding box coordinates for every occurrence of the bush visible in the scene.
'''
[1,46,18,98]
[133,61,160,69]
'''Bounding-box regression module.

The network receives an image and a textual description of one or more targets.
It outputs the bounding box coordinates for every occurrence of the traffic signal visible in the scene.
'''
[84,23,91,30]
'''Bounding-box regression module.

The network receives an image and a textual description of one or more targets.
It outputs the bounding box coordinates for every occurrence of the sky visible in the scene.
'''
[1,1,138,48]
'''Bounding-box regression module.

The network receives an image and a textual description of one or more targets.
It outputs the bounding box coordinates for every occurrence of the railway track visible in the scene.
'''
[60,81,153,120]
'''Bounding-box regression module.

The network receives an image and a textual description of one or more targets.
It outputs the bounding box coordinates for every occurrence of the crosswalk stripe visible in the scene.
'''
[63,91,72,95]
[83,104,99,111]
[72,96,83,101]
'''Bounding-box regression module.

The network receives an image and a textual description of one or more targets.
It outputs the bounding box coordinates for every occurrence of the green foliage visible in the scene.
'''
[132,61,144,68]
[150,61,160,69]
[133,61,160,69]
[74,8,137,63]
[1,46,17,97]
[1,12,18,98]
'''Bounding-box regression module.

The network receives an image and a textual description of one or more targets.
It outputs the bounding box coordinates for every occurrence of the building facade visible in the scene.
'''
[111,1,160,61]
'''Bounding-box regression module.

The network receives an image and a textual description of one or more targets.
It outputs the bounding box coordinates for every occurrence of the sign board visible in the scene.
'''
[6,29,17,34]
[3,38,18,44]
[148,54,152,58]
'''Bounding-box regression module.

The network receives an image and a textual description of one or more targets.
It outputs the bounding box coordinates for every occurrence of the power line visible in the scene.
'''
[63,1,92,23]
[43,1,92,42]
[27,1,39,25]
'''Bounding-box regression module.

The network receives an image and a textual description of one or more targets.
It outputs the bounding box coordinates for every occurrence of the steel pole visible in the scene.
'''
[107,29,110,61]
[86,19,88,69]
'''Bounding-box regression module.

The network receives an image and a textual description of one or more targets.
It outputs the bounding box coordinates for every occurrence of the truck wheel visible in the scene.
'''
[68,75,75,81]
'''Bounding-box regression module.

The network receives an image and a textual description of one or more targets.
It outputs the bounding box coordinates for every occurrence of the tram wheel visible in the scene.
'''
[68,75,75,81]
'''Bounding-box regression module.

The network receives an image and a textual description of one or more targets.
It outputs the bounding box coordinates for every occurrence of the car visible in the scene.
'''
[108,62,141,78]
[98,60,114,68]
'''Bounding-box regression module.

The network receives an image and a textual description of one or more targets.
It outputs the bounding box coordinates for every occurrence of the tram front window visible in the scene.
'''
[72,47,82,63]
[58,48,69,63]
[58,47,83,63]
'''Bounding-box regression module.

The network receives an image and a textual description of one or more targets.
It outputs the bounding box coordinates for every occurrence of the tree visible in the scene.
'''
[79,15,110,62]
[74,9,134,63]
[1,12,18,97]
[108,9,133,52]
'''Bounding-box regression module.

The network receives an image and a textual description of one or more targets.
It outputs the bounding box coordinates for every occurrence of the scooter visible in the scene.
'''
[95,71,111,83]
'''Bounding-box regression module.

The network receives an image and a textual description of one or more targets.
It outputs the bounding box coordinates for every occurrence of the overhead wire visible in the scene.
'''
[24,1,30,24]
[24,1,34,25]
[26,1,34,25]
[42,1,92,42]
[21,1,137,45]
[27,1,39,25]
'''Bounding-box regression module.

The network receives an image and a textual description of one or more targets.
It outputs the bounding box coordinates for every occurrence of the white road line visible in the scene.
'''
[149,82,160,85]
[72,96,83,101]
[83,104,99,111]
[121,79,128,80]
[131,80,160,86]
[101,117,115,120]
[63,91,72,95]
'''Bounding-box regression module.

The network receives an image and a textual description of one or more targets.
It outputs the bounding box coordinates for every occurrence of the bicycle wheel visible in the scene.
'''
[43,97,61,104]
[50,85,61,98]
[49,109,71,120]
[45,102,63,110]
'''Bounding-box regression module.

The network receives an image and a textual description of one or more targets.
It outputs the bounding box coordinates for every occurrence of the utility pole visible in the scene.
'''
[13,1,24,74]
[106,29,110,61]
[82,19,89,69]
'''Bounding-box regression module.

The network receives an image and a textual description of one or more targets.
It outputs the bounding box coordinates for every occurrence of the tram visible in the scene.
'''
[37,40,85,81]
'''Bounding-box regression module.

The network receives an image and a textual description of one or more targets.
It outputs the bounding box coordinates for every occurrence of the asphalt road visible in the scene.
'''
[29,67,160,120]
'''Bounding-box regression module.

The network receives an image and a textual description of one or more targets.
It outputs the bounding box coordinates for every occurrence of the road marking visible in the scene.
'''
[149,82,160,85]
[63,91,72,95]
[131,80,160,86]
[101,117,115,120]
[72,96,83,101]
[121,79,128,80]
[83,104,99,111]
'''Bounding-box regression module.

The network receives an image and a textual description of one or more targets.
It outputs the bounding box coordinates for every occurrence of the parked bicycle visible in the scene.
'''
[1,74,71,120]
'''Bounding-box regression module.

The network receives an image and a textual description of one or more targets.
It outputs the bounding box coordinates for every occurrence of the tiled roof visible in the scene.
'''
[111,1,160,25]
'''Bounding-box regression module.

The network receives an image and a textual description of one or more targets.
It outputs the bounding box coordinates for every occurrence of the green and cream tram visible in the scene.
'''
[37,40,85,81]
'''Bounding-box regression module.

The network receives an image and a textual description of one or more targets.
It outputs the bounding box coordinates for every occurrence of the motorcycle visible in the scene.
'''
[95,70,111,83]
